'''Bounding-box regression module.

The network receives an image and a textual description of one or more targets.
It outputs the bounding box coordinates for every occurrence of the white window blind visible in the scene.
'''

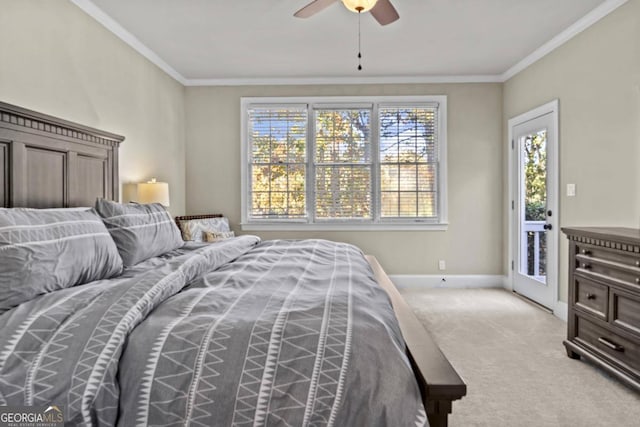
[379,106,438,218]
[242,96,447,230]
[314,108,372,220]
[248,105,307,219]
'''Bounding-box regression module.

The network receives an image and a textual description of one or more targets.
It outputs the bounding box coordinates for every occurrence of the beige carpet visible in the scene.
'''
[400,288,640,427]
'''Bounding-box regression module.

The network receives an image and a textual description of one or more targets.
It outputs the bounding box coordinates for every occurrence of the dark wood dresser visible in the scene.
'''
[562,227,640,391]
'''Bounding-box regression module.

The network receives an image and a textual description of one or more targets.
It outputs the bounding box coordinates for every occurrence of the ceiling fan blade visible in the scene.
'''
[370,0,399,25]
[294,0,338,18]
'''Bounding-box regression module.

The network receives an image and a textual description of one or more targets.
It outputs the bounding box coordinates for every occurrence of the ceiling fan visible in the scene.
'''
[294,0,400,26]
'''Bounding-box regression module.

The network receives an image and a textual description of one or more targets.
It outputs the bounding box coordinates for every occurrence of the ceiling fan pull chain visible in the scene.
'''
[357,9,362,70]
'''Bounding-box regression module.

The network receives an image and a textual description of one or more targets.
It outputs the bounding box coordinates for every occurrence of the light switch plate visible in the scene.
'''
[567,183,576,197]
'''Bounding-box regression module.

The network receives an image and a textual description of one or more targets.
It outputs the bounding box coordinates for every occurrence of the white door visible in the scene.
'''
[511,105,558,310]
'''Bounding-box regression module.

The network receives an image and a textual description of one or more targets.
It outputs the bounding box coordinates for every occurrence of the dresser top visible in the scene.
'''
[562,227,640,246]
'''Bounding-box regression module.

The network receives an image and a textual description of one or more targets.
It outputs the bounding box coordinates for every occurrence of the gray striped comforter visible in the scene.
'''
[0,238,426,426]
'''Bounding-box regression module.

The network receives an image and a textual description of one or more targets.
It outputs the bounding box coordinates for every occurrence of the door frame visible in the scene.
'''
[506,99,560,312]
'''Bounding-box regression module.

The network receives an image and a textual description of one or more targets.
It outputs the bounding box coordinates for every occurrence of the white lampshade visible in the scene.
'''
[137,178,170,207]
[342,0,378,12]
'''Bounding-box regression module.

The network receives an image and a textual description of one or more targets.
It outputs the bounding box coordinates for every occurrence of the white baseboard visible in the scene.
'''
[393,275,569,322]
[389,274,505,289]
[554,301,568,322]
[503,275,512,290]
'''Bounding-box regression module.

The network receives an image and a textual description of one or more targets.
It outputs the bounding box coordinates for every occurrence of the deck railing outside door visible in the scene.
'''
[521,220,546,282]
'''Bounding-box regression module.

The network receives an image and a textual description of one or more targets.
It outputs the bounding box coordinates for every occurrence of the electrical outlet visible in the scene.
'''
[567,183,576,197]
[438,260,446,271]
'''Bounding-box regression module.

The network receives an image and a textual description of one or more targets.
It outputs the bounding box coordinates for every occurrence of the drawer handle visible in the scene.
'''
[636,260,640,267]
[586,293,596,300]
[636,278,640,284]
[581,263,591,269]
[581,249,591,255]
[598,337,624,352]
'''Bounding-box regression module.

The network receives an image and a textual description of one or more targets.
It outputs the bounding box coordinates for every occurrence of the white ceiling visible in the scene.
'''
[80,0,615,83]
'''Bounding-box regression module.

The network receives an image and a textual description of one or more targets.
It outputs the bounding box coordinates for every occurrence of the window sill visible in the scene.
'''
[241,222,449,232]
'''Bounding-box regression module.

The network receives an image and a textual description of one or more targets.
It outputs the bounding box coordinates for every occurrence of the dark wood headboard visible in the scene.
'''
[0,101,123,208]
[174,214,224,235]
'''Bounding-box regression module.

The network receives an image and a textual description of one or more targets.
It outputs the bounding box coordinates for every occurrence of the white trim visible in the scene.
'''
[70,0,187,85]
[72,0,628,86]
[437,98,448,224]
[501,0,629,81]
[507,99,560,311]
[554,301,568,322]
[502,275,512,290]
[390,275,505,289]
[395,274,567,321]
[241,95,444,105]
[186,75,502,86]
[241,223,448,232]
[240,98,249,226]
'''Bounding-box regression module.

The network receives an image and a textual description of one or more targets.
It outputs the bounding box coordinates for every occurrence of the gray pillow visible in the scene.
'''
[95,199,183,266]
[0,208,123,313]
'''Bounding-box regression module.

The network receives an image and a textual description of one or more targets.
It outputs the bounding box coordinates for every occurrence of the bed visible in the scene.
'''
[0,101,466,426]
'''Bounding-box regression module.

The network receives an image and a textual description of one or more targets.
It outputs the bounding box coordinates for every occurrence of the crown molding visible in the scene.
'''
[501,0,629,81]
[0,100,124,147]
[184,74,503,86]
[72,0,629,87]
[70,0,187,85]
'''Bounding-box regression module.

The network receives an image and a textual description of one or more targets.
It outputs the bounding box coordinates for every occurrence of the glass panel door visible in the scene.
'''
[520,129,547,284]
[512,111,557,310]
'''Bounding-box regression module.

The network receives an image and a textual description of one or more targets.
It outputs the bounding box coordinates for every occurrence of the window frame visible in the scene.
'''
[241,96,448,231]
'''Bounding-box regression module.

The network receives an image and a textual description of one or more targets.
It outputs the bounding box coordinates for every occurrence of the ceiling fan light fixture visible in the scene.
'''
[342,0,378,13]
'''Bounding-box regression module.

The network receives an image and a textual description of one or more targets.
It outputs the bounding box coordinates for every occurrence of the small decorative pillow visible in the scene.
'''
[94,199,184,266]
[179,217,231,242]
[203,230,235,243]
[0,208,123,313]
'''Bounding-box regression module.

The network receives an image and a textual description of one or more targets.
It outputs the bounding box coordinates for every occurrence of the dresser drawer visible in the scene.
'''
[612,289,640,337]
[576,243,640,269]
[576,254,640,289]
[573,276,608,320]
[575,315,640,374]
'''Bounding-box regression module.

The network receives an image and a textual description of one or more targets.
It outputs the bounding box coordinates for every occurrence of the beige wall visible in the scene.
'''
[186,84,503,275]
[0,0,186,215]
[503,0,640,301]
[5,0,635,287]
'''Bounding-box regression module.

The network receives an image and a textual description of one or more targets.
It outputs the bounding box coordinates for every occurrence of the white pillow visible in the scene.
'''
[179,217,231,242]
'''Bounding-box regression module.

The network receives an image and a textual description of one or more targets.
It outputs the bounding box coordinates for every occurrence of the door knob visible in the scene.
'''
[543,224,553,231]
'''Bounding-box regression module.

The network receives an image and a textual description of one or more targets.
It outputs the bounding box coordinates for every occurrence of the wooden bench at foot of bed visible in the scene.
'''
[367,256,467,427]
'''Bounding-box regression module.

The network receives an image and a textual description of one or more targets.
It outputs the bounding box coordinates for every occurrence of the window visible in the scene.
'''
[314,108,372,220]
[248,106,307,219]
[379,106,438,219]
[241,96,447,230]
